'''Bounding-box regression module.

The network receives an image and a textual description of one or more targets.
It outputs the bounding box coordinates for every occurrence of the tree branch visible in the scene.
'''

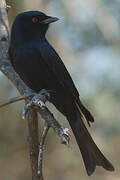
[38,123,50,179]
[0,94,30,108]
[0,1,40,180]
[0,1,70,180]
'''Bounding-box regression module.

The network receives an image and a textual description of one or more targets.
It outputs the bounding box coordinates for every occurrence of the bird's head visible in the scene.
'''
[11,11,59,44]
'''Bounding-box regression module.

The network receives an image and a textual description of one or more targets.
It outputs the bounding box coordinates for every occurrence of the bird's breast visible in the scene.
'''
[12,46,59,92]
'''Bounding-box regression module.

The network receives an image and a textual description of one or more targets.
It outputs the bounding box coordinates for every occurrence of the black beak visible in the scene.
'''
[41,16,59,24]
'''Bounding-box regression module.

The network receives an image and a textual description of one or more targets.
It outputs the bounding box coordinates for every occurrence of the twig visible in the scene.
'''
[38,123,49,179]
[0,94,30,108]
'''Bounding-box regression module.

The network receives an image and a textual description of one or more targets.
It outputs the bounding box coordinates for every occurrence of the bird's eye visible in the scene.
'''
[32,17,39,23]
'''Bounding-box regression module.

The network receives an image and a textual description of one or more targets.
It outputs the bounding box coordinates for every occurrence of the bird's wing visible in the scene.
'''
[39,41,94,125]
[39,40,79,98]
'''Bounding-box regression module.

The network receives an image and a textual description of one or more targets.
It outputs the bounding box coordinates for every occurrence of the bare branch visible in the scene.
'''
[22,92,70,178]
[38,123,50,179]
[37,107,70,145]
[0,95,29,108]
[0,1,39,180]
[22,91,71,145]
[0,1,71,180]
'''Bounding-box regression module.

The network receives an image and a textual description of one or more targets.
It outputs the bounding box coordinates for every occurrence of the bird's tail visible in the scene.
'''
[67,102,114,176]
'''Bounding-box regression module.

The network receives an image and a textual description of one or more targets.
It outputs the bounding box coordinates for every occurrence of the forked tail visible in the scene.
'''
[68,106,114,175]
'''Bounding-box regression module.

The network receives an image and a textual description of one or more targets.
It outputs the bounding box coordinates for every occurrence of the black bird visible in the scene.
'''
[9,11,114,175]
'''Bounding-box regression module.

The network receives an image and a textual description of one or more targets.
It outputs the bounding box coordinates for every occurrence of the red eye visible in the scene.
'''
[32,17,38,23]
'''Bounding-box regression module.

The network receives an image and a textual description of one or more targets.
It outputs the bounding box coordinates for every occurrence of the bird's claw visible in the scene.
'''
[63,128,71,138]
[32,98,46,109]
[22,90,50,119]
[39,89,51,101]
[61,128,71,145]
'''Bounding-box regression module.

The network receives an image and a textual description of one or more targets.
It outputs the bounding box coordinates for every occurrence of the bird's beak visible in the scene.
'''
[41,16,59,24]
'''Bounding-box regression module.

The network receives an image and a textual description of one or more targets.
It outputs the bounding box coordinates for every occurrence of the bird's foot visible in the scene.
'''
[22,89,71,146]
[61,128,71,145]
[22,89,50,119]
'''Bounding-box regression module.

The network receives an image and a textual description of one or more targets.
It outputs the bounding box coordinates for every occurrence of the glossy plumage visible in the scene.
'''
[9,11,114,175]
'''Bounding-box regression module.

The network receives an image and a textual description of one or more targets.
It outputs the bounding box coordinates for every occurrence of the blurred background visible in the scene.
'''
[0,0,120,179]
